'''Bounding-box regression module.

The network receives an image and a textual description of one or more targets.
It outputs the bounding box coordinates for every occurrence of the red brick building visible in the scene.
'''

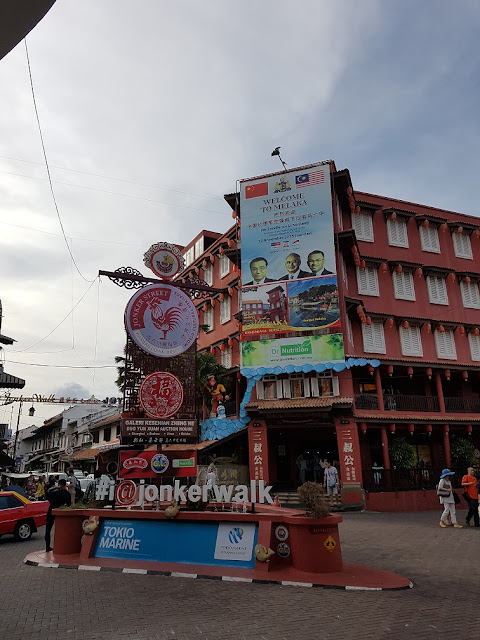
[179,166,480,511]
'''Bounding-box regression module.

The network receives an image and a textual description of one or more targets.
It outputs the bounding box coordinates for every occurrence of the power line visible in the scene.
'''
[0,169,230,216]
[4,359,115,369]
[0,220,144,246]
[0,153,226,202]
[24,39,94,283]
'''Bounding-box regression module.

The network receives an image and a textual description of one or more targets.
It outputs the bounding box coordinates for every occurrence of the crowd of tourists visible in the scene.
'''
[437,466,480,528]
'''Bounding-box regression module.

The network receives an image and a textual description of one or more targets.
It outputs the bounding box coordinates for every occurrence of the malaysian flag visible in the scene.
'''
[295,169,325,188]
[271,241,281,247]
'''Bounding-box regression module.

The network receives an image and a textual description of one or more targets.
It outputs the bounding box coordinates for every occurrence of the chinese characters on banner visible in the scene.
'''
[248,424,269,484]
[239,162,344,372]
[336,425,361,484]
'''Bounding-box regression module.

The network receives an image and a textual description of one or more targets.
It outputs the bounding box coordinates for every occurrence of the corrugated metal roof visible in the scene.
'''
[246,397,353,410]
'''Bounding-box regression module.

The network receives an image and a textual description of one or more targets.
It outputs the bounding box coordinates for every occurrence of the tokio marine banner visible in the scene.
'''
[240,162,344,373]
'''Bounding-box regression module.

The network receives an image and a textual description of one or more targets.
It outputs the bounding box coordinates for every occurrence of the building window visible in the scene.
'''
[460,280,480,309]
[204,263,213,286]
[393,269,415,301]
[468,333,480,361]
[195,237,204,259]
[434,328,457,360]
[346,315,354,349]
[427,274,448,305]
[453,231,473,259]
[400,324,423,357]
[219,254,230,278]
[356,265,379,296]
[387,217,409,248]
[352,212,374,242]
[419,225,440,253]
[221,346,232,368]
[103,427,111,442]
[92,431,99,444]
[204,306,214,332]
[362,320,386,354]
[220,296,231,324]
[289,372,305,398]
[311,373,339,397]
[184,247,194,268]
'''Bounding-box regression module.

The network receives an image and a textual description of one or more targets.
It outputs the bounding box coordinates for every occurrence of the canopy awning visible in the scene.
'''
[0,0,57,61]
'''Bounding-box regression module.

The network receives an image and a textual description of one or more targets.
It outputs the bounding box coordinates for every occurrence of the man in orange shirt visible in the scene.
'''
[461,467,479,527]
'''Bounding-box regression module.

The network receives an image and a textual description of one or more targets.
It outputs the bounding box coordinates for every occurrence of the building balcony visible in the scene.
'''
[355,393,480,414]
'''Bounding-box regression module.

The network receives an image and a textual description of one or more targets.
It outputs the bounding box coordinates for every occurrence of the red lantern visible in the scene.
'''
[438,325,445,334]
[415,267,423,278]
[354,256,361,267]
[231,210,237,219]
[389,423,396,434]
[458,326,465,336]
[408,424,415,436]
[445,369,451,381]
[387,365,394,377]
[443,424,449,434]
[359,260,366,269]
[474,327,480,337]
[233,264,237,272]
[457,226,464,235]
[424,323,432,334]
[347,187,353,196]
[220,344,226,352]
[228,287,234,295]
[402,320,410,330]
[475,229,480,240]
[227,238,234,248]
[366,316,372,326]
[386,317,395,329]
[464,276,471,285]
[367,364,374,376]
[211,299,216,307]
[407,367,413,379]
[238,269,241,278]
[422,219,430,228]
[228,338,234,348]
[462,370,468,382]
[390,212,397,222]
[354,205,361,214]
[380,263,388,274]
[426,424,432,437]
[208,254,214,264]
[357,305,363,315]
[426,368,433,380]
[219,246,224,255]
[360,422,367,434]
[351,246,358,255]
[203,303,208,312]
[440,223,448,233]
[361,315,367,325]
[202,259,207,268]
[210,347,215,355]
[219,293,225,301]
[195,267,200,275]
[448,272,456,283]
[467,424,473,436]
[395,264,403,274]
[348,195,355,210]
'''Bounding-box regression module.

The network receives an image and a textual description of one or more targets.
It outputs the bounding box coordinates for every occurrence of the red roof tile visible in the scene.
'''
[246,397,353,410]
[354,411,480,423]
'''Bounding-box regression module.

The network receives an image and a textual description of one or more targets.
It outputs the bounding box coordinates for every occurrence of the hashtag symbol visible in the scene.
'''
[95,477,110,500]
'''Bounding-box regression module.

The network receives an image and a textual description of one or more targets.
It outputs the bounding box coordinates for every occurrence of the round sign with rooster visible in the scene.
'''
[125,284,199,357]
[139,371,184,419]
[143,242,185,280]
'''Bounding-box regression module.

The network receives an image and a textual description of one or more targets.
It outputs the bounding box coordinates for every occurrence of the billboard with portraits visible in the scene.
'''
[240,162,344,371]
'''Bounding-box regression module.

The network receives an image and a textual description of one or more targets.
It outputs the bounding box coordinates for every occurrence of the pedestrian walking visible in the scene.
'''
[437,469,462,528]
[67,469,78,506]
[45,479,71,552]
[461,467,479,527]
[324,460,340,507]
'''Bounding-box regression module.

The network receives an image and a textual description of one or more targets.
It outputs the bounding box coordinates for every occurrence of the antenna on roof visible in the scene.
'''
[271,147,287,171]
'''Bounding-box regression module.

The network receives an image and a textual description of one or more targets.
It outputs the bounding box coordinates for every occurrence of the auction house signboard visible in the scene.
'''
[239,162,344,373]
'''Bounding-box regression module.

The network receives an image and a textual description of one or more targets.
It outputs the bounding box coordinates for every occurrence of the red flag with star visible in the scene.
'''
[245,182,268,199]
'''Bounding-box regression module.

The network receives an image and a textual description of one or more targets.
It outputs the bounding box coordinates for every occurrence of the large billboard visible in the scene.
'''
[240,162,344,373]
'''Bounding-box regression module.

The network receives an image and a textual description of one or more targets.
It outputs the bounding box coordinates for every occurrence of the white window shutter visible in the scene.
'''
[427,275,448,305]
[400,325,423,356]
[357,266,379,296]
[435,329,457,360]
[362,321,386,354]
[461,281,480,309]
[276,379,284,398]
[394,271,415,301]
[420,226,440,253]
[468,334,480,361]
[453,232,473,259]
[282,378,292,398]
[255,381,265,400]
[332,376,340,396]
[303,378,311,397]
[310,376,319,397]
[352,212,374,242]
[387,218,409,248]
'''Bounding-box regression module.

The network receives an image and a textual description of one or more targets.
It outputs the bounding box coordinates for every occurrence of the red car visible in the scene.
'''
[0,491,49,541]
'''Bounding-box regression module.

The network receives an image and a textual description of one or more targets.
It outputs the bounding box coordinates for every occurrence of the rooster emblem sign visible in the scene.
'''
[125,284,199,357]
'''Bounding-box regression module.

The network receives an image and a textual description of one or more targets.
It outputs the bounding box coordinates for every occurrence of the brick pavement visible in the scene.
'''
[1,510,479,640]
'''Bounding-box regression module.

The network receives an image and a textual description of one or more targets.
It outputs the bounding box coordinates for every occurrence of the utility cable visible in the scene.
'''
[24,39,94,282]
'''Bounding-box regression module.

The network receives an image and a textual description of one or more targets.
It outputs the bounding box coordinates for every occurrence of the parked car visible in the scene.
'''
[0,491,49,541]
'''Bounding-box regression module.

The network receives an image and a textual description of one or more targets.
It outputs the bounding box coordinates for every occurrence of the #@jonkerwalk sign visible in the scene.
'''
[125,284,199,357]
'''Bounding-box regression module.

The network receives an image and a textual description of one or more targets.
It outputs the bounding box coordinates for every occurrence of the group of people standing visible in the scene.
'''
[296,454,340,505]
[438,466,479,528]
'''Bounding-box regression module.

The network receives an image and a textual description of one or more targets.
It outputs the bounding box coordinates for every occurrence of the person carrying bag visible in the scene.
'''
[437,469,462,528]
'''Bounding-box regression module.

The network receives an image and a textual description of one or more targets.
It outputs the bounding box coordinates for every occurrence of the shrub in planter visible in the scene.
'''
[297,482,330,518]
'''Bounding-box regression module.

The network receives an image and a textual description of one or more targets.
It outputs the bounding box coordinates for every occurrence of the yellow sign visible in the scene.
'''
[324,535,336,552]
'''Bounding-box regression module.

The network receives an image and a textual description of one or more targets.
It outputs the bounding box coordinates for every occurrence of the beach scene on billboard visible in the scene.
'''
[241,334,344,369]
[242,275,340,337]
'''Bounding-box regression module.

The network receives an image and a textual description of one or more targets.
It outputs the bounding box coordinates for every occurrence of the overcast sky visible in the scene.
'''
[1,0,479,430]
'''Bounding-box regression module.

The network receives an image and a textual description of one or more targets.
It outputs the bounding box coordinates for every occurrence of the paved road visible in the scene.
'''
[1,510,479,640]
